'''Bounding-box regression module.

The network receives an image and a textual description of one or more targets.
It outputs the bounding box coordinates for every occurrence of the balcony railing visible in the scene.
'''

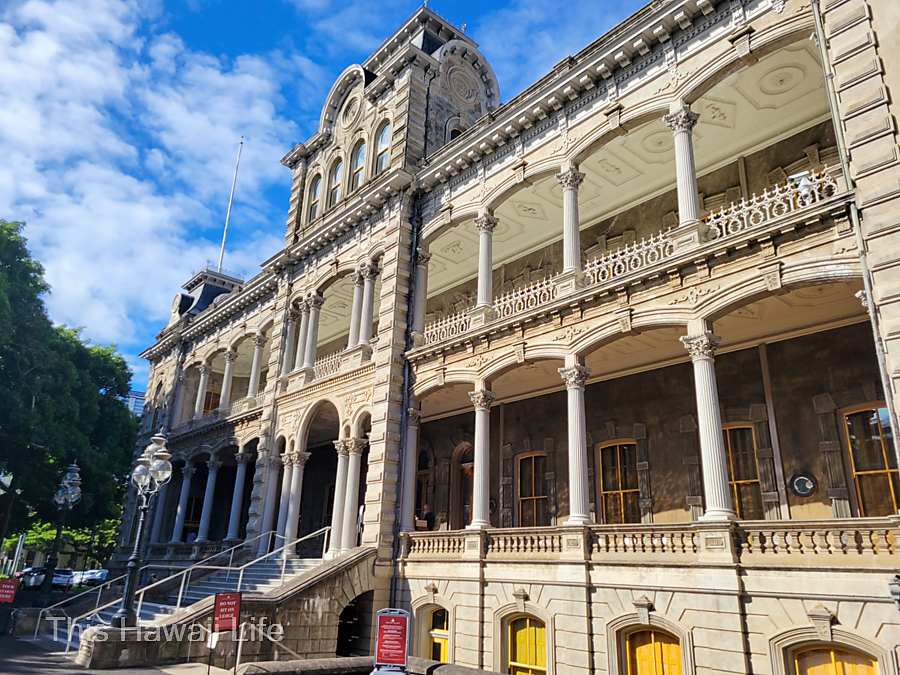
[416,170,846,350]
[401,517,898,570]
[314,350,343,379]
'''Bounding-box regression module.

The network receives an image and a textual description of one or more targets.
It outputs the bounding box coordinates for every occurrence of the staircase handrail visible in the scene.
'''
[63,528,326,653]
[235,526,332,592]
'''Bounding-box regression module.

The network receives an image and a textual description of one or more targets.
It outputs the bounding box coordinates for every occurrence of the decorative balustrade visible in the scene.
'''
[706,169,839,240]
[314,350,343,379]
[591,524,699,559]
[486,529,564,557]
[583,230,677,287]
[404,532,466,557]
[492,276,558,321]
[423,311,471,345]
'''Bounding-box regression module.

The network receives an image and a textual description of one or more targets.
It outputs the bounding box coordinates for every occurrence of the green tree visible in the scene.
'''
[0,220,137,541]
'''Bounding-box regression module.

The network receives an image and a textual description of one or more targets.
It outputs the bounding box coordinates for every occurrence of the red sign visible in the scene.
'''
[213,592,241,632]
[374,609,409,668]
[0,579,17,604]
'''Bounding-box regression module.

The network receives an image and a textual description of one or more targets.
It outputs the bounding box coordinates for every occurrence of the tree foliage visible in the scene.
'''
[0,220,137,540]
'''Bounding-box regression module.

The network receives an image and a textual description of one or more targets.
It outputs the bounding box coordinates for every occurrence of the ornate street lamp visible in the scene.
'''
[40,462,82,601]
[111,433,173,628]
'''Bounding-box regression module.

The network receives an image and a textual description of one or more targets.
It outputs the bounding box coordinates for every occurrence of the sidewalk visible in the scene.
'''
[0,636,232,674]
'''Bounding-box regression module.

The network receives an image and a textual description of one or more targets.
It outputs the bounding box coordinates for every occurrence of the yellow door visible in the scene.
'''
[626,630,682,675]
[507,616,546,675]
[428,608,450,663]
[795,648,877,675]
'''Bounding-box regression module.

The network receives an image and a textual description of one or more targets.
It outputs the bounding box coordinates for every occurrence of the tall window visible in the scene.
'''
[375,122,391,175]
[723,425,764,520]
[428,608,449,663]
[307,175,321,222]
[416,451,432,523]
[203,390,220,415]
[624,629,682,675]
[517,453,549,527]
[793,646,876,675]
[452,445,474,529]
[844,405,898,516]
[597,441,640,524]
[328,160,343,207]
[507,615,546,675]
[350,141,366,192]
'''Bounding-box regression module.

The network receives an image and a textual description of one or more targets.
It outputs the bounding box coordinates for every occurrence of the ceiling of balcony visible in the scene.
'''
[316,272,382,349]
[425,39,829,301]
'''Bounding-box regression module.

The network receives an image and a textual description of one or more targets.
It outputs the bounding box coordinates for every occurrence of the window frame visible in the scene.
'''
[791,645,877,675]
[515,452,549,527]
[841,402,898,517]
[350,140,366,193]
[722,423,765,520]
[306,174,321,223]
[506,614,547,675]
[374,121,391,175]
[428,607,450,663]
[623,628,682,675]
[327,159,344,207]
[595,439,641,524]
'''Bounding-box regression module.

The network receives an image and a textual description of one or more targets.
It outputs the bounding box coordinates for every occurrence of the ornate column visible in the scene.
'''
[681,330,736,521]
[468,389,495,529]
[559,363,591,525]
[226,452,252,540]
[556,164,586,294]
[664,102,703,229]
[347,268,364,349]
[170,464,195,543]
[218,350,237,410]
[471,213,498,326]
[193,364,210,417]
[341,439,367,550]
[257,451,281,555]
[247,334,265,398]
[283,451,312,553]
[301,293,325,372]
[275,453,295,539]
[293,300,310,372]
[196,458,222,542]
[148,481,169,544]
[328,441,350,556]
[400,406,421,532]
[280,310,299,377]
[357,262,379,347]
[411,250,431,346]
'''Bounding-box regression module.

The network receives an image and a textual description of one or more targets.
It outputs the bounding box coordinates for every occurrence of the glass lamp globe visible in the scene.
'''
[66,484,81,504]
[132,463,151,488]
[149,457,173,485]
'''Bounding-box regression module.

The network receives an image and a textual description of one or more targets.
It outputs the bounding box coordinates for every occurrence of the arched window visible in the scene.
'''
[374,122,391,175]
[350,141,366,192]
[843,404,898,516]
[723,424,764,519]
[517,453,548,527]
[428,607,449,663]
[449,127,463,141]
[596,440,640,524]
[792,646,876,675]
[307,175,321,222]
[328,160,343,207]
[624,629,682,675]
[506,615,546,675]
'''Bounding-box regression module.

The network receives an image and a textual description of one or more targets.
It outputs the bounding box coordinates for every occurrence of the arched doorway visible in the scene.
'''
[297,400,341,556]
[449,443,474,530]
[336,590,374,657]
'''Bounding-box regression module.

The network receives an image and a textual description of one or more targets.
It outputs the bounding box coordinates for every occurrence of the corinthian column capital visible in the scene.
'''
[680,331,721,361]
[556,168,585,190]
[334,439,350,457]
[474,214,498,234]
[559,364,591,390]
[664,107,699,133]
[469,389,496,411]
[306,292,325,310]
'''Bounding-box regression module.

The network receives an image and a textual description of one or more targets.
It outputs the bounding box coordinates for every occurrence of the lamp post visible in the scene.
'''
[39,463,82,603]
[111,434,173,628]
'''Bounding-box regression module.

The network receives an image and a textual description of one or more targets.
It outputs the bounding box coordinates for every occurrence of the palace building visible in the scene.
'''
[99,1,900,673]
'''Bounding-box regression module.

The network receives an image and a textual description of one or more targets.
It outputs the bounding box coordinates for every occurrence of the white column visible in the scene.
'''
[664,102,702,227]
[400,406,421,532]
[474,213,498,308]
[328,442,350,555]
[302,293,324,370]
[170,464,195,543]
[196,458,221,542]
[411,250,430,345]
[357,263,379,346]
[257,451,281,555]
[275,453,294,539]
[347,268,364,349]
[559,363,591,525]
[557,165,586,275]
[468,389,495,529]
[283,451,312,552]
[341,439,366,550]
[193,365,210,417]
[226,453,251,540]
[148,481,169,544]
[293,301,310,371]
[681,329,736,521]
[280,311,299,377]
[247,335,265,398]
[218,350,237,410]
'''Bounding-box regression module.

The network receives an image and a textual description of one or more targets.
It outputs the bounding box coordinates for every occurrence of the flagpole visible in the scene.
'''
[217,137,244,273]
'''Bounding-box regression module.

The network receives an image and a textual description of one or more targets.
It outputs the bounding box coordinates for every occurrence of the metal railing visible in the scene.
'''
[64,527,329,652]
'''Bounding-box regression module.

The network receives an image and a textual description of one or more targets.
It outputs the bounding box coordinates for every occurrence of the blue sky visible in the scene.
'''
[0,0,644,388]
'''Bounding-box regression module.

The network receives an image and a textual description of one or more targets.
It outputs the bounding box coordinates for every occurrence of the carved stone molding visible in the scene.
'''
[663,107,699,133]
[474,214,498,234]
[680,331,721,360]
[469,389,496,411]
[559,364,590,390]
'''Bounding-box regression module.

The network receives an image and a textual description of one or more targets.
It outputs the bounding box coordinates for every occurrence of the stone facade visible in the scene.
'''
[117,2,900,674]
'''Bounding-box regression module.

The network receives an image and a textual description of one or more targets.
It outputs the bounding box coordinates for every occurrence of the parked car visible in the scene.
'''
[78,569,109,586]
[19,567,77,590]
[20,566,47,589]
[52,568,75,589]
